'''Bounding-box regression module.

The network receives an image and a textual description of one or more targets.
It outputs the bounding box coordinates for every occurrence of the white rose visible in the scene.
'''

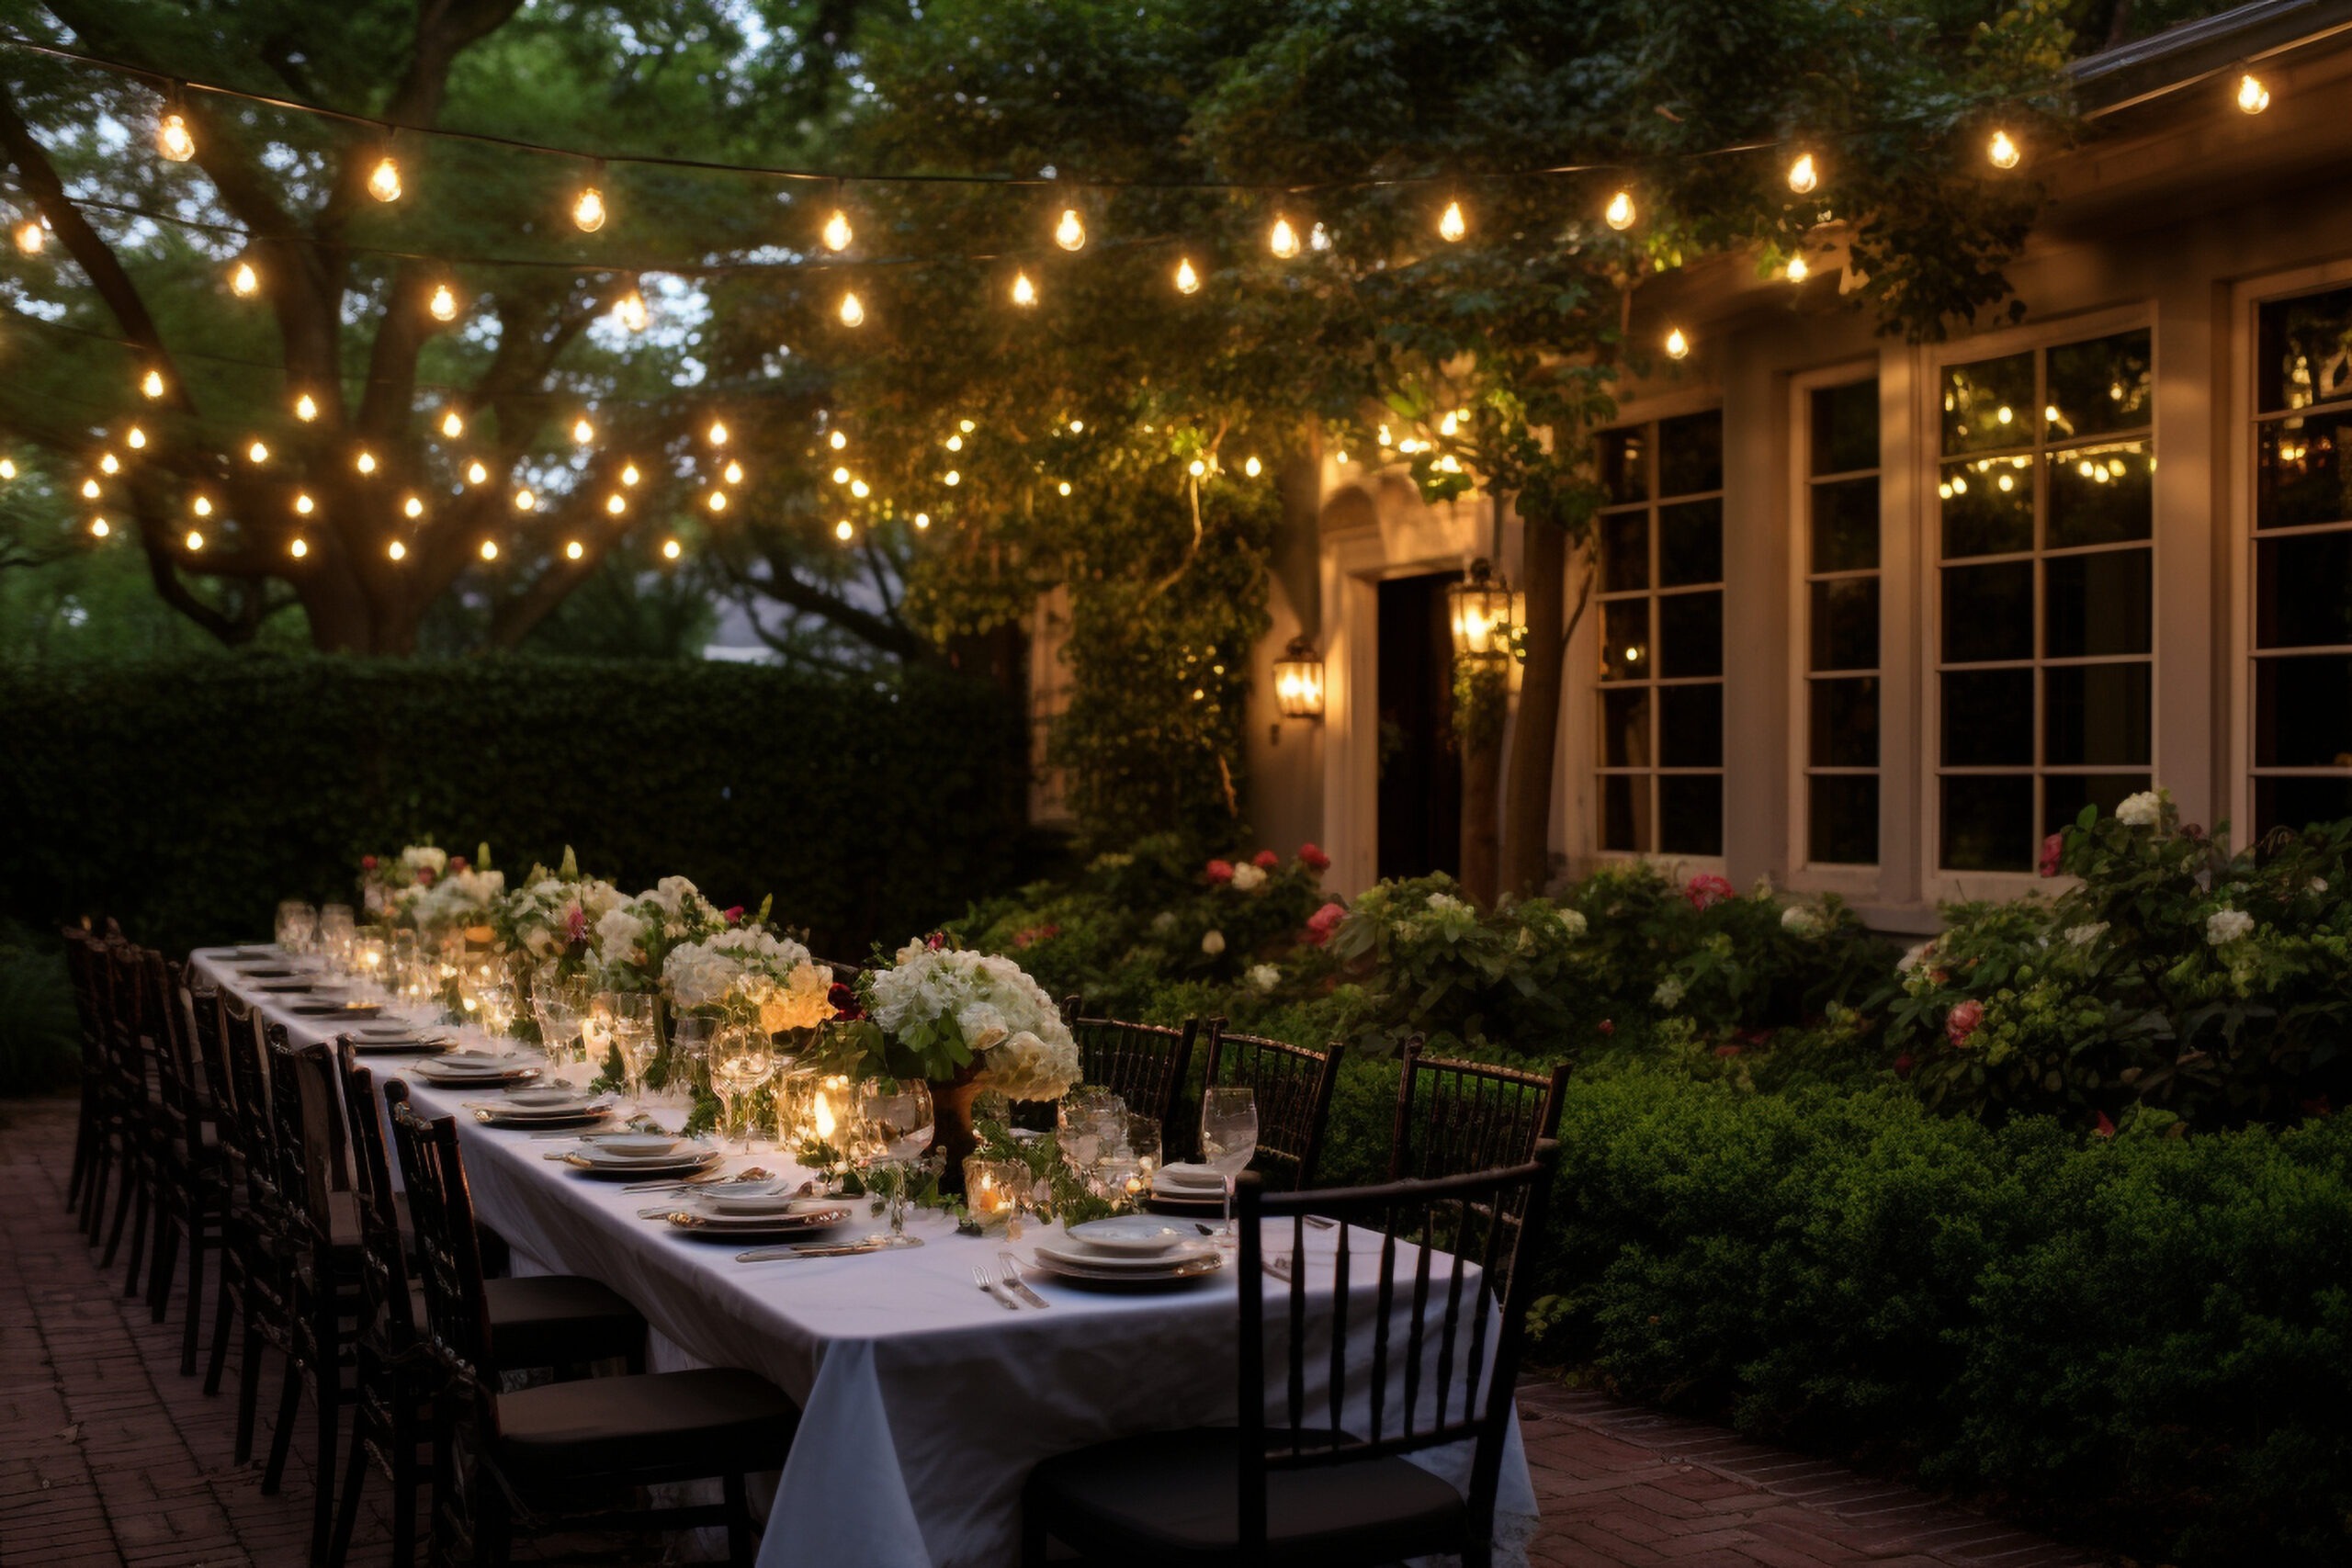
[1247,964,1280,992]
[957,1001,1011,1052]
[1780,906,1822,936]
[2115,790,2164,828]
[1559,908,1589,938]
[1897,942,1933,976]
[1201,930,1226,956]
[1652,976,1685,1010]
[2311,877,2330,895]
[1229,863,1267,892]
[2204,908,2254,946]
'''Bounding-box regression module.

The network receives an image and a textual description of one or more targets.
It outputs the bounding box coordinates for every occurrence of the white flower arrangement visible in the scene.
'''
[594,876,729,987]
[1246,963,1281,992]
[497,874,623,959]
[410,865,506,937]
[862,942,1081,1100]
[664,927,835,1032]
[1228,862,1267,892]
[1201,929,1226,955]
[1780,905,1823,936]
[2204,908,2255,946]
[2115,790,2165,828]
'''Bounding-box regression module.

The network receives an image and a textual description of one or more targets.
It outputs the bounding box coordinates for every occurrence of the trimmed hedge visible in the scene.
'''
[0,655,1027,958]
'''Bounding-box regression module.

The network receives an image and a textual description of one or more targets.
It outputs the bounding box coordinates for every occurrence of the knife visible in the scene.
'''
[997,1252,1050,1309]
[734,1240,888,1262]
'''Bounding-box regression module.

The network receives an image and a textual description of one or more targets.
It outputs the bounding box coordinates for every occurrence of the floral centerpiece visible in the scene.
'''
[358,843,447,924]
[663,924,835,1033]
[842,936,1081,1188]
[490,849,623,978]
[360,842,503,943]
[590,874,731,992]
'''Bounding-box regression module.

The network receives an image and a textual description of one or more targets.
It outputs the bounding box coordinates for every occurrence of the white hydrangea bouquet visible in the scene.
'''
[591,874,732,992]
[858,940,1082,1101]
[663,926,835,1033]
[410,860,507,941]
[492,849,624,974]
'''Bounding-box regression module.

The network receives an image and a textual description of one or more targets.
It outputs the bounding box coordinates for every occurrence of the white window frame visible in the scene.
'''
[1919,302,2156,903]
[2231,257,2352,841]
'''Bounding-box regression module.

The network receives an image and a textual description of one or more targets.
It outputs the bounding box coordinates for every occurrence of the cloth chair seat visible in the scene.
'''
[492,1367,797,1485]
[1024,1427,1467,1568]
[399,1274,645,1371]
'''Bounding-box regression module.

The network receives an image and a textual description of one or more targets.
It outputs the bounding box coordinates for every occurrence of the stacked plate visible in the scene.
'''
[469,1088,611,1130]
[411,1052,537,1087]
[343,1020,449,1054]
[563,1133,721,1181]
[1026,1215,1223,1288]
[658,1188,854,1243]
[1145,1162,1230,1213]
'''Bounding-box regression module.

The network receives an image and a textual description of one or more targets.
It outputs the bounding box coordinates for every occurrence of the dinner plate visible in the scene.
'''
[1064,1215,1196,1256]
[255,980,316,993]
[565,1147,721,1179]
[412,1059,536,1085]
[229,965,297,979]
[1154,1162,1227,1192]
[348,1033,453,1055]
[701,1184,820,1216]
[293,1001,384,1021]
[229,945,277,959]
[1035,1236,1216,1274]
[503,1087,587,1107]
[1022,1249,1224,1288]
[662,1201,854,1241]
[474,1106,610,1130]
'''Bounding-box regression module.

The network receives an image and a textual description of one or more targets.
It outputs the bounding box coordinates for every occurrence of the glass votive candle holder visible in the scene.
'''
[963,1156,1029,1234]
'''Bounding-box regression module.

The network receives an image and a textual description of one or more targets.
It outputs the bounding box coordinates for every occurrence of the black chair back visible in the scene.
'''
[1234,1146,1560,1561]
[188,985,239,1158]
[138,951,208,1168]
[389,1097,495,1416]
[62,927,109,1080]
[1389,1038,1569,1183]
[340,1055,421,1356]
[264,1030,340,1261]
[220,995,284,1220]
[1200,1020,1343,1190]
[1060,1000,1199,1151]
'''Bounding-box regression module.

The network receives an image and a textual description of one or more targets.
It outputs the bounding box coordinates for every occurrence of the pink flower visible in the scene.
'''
[924,931,947,950]
[563,904,588,946]
[1597,1019,1615,1036]
[2039,833,2064,878]
[1684,874,1736,910]
[2093,1110,2117,1138]
[360,854,379,872]
[1302,901,1346,946]
[1204,859,1235,886]
[448,855,469,874]
[1945,999,1984,1047]
[721,905,745,926]
[416,866,436,886]
[1298,843,1330,872]
[1893,1053,1915,1078]
[1251,849,1280,871]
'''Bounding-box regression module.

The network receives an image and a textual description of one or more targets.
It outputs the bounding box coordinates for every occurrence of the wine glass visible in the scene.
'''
[275,900,316,958]
[709,1023,777,1154]
[319,904,357,973]
[665,1011,716,1125]
[476,977,519,1047]
[854,1077,933,1247]
[601,993,661,1121]
[1100,1113,1161,1204]
[532,979,584,1089]
[1200,1086,1259,1243]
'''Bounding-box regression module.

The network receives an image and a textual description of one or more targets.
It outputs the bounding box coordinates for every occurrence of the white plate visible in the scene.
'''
[1064,1215,1197,1256]
[564,1145,719,1175]
[701,1186,822,1215]
[503,1087,587,1107]
[1034,1236,1217,1274]
[691,1195,848,1223]
[1024,1247,1223,1286]
[1154,1162,1227,1193]
[472,1098,604,1122]
[663,1203,853,1239]
[570,1138,700,1165]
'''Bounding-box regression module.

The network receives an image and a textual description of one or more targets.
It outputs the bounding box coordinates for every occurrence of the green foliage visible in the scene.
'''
[0,919,77,1096]
[0,654,1023,958]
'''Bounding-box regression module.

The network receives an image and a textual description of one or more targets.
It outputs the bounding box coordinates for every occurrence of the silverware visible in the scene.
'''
[1263,1253,1295,1282]
[736,1240,887,1262]
[995,1254,1049,1308]
[619,1166,773,1194]
[1305,1215,1338,1231]
[973,1265,1021,1309]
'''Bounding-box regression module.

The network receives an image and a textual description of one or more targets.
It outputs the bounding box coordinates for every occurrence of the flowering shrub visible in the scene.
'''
[1883,791,2352,1127]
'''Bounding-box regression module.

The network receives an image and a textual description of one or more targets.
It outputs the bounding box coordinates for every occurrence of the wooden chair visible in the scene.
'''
[1060,999,1200,1154]
[60,926,110,1217]
[135,951,227,1373]
[1021,1147,1562,1567]
[1389,1038,1569,1183]
[94,937,160,1290]
[1198,1020,1344,1190]
[390,1100,798,1567]
[207,994,298,1467]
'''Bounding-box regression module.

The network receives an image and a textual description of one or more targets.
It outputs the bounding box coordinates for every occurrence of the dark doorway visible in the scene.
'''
[1376,572,1464,881]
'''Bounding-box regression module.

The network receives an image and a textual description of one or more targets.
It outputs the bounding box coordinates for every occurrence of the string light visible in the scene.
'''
[389,539,407,560]
[573,184,607,231]
[1787,152,1818,194]
[913,512,931,530]
[2236,72,2270,113]
[1438,199,1466,243]
[1665,327,1690,359]
[479,539,498,561]
[834,519,854,541]
[944,469,960,486]
[466,460,488,485]
[571,416,594,444]
[851,479,870,498]
[1174,256,1200,295]
[1054,208,1086,252]
[193,496,212,517]
[1244,456,1262,478]
[565,539,584,560]
[1188,458,1206,476]
[80,478,99,500]
[142,369,165,400]
[367,153,402,202]
[1987,130,2020,169]
[14,220,42,255]
[707,419,729,446]
[288,536,308,558]
[832,466,851,483]
[440,409,464,438]
[723,460,743,485]
[514,488,536,510]
[707,491,727,513]
[231,259,258,296]
[662,537,682,560]
[89,517,108,537]
[1069,420,1084,433]
[294,491,314,514]
[620,462,640,486]
[613,283,649,333]
[821,209,854,252]
[0,458,13,479]
[403,494,424,518]
[959,419,976,433]
[157,110,195,163]
[246,439,269,463]
[429,282,459,321]
[1605,189,1635,231]
[296,392,318,422]
[1269,217,1300,258]
[1786,254,1810,283]
[185,529,204,551]
[829,431,848,450]
[838,289,865,328]
[1011,270,1037,307]
[356,450,378,475]
[605,493,626,515]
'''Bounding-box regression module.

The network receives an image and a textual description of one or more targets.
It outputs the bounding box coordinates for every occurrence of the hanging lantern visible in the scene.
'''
[1272,637,1327,720]
[1447,557,1516,660]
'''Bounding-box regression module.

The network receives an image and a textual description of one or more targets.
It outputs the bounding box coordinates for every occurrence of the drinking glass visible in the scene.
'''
[854,1077,933,1247]
[1200,1086,1260,1241]
[476,978,520,1044]
[1099,1112,1161,1203]
[532,979,585,1089]
[275,900,317,957]
[1057,1086,1125,1183]
[666,1011,716,1122]
[709,1023,777,1153]
[595,993,662,1119]
[319,904,357,973]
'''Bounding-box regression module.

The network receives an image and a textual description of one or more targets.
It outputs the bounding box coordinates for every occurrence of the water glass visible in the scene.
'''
[318,904,357,972]
[1201,1086,1260,1241]
[276,900,317,957]
[709,1023,777,1153]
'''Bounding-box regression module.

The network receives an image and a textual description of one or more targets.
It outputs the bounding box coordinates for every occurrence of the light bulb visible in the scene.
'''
[247,439,269,463]
[565,539,584,560]
[944,469,960,487]
[834,519,854,541]
[429,283,458,321]
[913,512,931,529]
[296,392,318,422]
[157,112,195,163]
[368,155,401,203]
[2236,73,2270,113]
[386,538,411,562]
[1438,200,1466,243]
[1605,189,1635,231]
[232,260,258,297]
[14,220,43,255]
[142,369,165,399]
[621,462,640,487]
[1011,270,1037,307]
[851,479,870,498]
[403,495,424,518]
[1174,256,1200,295]
[294,492,314,514]
[571,416,594,445]
[573,186,606,231]
[1069,420,1084,433]
[89,517,108,537]
[1786,254,1810,283]
[441,409,464,438]
[613,287,648,332]
[1665,327,1690,359]
[828,430,847,450]
[1787,152,1818,195]
[959,419,976,433]
[1188,458,1206,477]
[81,479,99,500]
[0,458,13,479]
[1269,217,1300,259]
[723,460,743,485]
[662,538,681,560]
[821,209,853,252]
[945,434,963,452]
[832,466,851,484]
[356,450,377,475]
[707,491,727,513]
[193,496,212,517]
[1244,456,1262,478]
[185,529,203,551]
[479,539,498,561]
[98,452,119,474]
[605,493,625,515]
[288,536,308,558]
[1055,208,1086,252]
[838,289,865,328]
[514,489,536,511]
[466,460,488,485]
[707,419,729,446]
[1987,130,2019,169]
[126,426,147,450]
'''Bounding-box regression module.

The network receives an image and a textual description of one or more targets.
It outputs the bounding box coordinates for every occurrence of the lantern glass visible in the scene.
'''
[1447,558,1515,659]
[1272,637,1326,719]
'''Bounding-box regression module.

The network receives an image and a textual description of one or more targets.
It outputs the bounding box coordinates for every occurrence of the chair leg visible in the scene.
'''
[311,1355,340,1565]
[724,1471,752,1567]
[388,1403,420,1568]
[179,1213,208,1377]
[328,1409,369,1568]
[101,1153,133,1261]
[82,1136,109,1235]
[65,1106,92,1209]
[148,1201,180,1324]
[475,1482,513,1568]
[261,1353,301,1492]
[121,1173,151,1296]
[206,1261,238,1397]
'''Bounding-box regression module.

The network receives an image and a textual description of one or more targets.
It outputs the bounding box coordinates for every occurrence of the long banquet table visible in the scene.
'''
[191,947,1538,1568]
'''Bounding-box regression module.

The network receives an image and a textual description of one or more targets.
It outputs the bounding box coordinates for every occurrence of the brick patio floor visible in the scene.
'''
[0,1095,2103,1567]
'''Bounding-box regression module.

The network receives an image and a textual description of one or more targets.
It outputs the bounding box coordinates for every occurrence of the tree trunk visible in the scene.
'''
[1502,520,1569,898]
[1460,716,1500,905]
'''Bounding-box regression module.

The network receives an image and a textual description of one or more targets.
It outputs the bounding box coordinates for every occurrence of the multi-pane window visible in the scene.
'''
[1804,380,1881,865]
[1937,329,2154,871]
[2252,284,2352,832]
[1595,412,1724,856]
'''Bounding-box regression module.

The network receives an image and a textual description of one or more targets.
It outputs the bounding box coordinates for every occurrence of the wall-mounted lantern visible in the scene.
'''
[1448,557,1517,660]
[1272,636,1327,719]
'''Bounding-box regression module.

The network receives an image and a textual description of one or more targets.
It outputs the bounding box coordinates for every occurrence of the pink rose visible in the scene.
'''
[416,866,436,886]
[1298,843,1330,872]
[1204,859,1235,886]
[2039,833,2064,878]
[924,931,946,950]
[1684,874,1736,910]
[721,905,745,926]
[1597,1019,1615,1036]
[563,904,587,945]
[2093,1110,2117,1138]
[448,855,469,873]
[1945,999,1984,1047]
[1252,850,1280,871]
[1302,901,1346,946]
[360,854,379,872]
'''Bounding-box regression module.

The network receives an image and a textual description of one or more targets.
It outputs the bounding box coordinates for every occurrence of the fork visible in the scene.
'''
[993,1256,1049,1309]
[972,1266,1020,1311]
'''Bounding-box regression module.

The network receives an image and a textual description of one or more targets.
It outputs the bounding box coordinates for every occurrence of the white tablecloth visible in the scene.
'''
[192,949,1537,1567]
